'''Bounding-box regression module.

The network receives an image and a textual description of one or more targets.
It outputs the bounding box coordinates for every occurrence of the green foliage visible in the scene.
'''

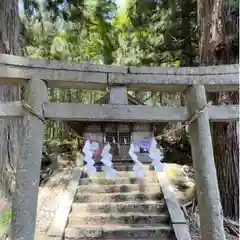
[0,208,11,238]
[19,0,217,140]
[43,138,79,154]
[20,0,198,67]
[113,0,198,66]
[230,0,239,9]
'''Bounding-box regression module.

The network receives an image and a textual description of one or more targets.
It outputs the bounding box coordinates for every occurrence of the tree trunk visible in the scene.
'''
[0,0,21,203]
[197,0,239,221]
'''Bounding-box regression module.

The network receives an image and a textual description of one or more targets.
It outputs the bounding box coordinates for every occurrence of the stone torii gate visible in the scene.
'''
[0,53,239,240]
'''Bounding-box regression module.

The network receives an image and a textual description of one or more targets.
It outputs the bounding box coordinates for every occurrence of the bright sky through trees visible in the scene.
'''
[115,0,125,9]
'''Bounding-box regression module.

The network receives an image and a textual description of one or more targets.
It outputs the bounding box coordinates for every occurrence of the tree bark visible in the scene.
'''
[197,0,239,221]
[0,0,21,202]
[185,85,226,240]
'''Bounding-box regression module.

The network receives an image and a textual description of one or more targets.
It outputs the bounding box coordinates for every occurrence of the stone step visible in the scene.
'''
[71,201,166,214]
[77,183,160,194]
[79,176,158,185]
[94,164,154,172]
[74,191,163,203]
[82,170,157,178]
[95,165,134,172]
[68,212,170,226]
[64,224,173,239]
[64,239,172,240]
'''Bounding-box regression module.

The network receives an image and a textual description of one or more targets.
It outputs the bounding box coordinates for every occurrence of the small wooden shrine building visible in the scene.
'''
[66,87,166,168]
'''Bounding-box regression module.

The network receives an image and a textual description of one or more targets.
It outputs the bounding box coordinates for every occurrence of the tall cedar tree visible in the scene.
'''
[197,0,239,220]
[0,0,22,201]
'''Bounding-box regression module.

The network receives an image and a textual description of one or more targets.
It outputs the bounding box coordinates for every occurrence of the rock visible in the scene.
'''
[162,163,196,204]
[40,152,57,186]
[41,152,52,166]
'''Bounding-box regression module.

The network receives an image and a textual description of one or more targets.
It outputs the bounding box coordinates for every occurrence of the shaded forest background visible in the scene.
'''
[0,0,239,224]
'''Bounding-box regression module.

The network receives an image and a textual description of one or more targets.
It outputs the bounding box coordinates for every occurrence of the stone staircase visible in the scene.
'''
[63,168,177,239]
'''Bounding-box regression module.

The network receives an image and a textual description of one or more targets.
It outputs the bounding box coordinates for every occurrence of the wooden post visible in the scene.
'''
[11,79,48,240]
[185,85,226,240]
[109,86,128,104]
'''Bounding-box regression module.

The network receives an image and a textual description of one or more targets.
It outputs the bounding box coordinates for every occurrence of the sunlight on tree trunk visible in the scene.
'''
[0,0,22,202]
[198,0,239,221]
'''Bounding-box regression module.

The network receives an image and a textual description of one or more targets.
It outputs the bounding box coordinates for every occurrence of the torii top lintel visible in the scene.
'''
[0,53,238,92]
